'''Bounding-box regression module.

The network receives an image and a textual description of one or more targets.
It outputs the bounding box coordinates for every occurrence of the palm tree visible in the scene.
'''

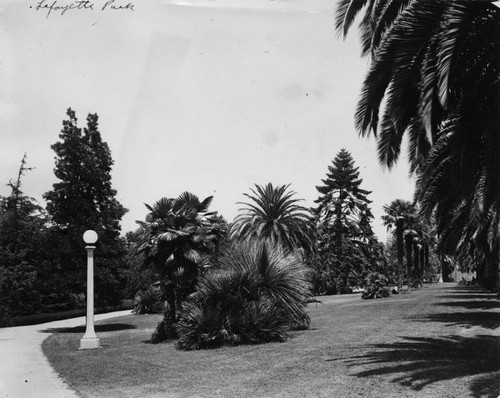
[230,183,314,255]
[336,1,498,159]
[176,241,312,350]
[135,192,221,321]
[381,200,416,289]
[404,229,420,287]
[336,1,499,289]
[416,123,500,289]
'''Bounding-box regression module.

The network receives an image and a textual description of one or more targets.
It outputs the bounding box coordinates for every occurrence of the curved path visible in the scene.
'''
[0,310,132,398]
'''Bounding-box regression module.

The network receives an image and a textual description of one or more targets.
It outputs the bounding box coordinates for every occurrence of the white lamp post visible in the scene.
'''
[79,230,100,349]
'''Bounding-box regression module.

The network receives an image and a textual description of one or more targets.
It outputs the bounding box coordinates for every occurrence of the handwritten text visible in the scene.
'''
[33,0,134,18]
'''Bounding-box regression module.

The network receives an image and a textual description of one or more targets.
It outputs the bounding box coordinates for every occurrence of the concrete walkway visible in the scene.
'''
[0,310,132,398]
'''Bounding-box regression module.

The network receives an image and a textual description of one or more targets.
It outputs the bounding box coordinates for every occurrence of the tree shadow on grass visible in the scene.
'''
[437,300,500,310]
[439,294,498,300]
[41,323,137,334]
[343,335,500,398]
[411,312,500,329]
[445,286,489,293]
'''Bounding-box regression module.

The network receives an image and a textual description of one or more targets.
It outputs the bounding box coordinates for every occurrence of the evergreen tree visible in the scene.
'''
[0,154,42,262]
[43,109,128,305]
[0,155,48,316]
[313,149,379,293]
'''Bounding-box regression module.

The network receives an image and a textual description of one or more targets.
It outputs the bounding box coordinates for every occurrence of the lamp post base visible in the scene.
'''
[79,337,101,350]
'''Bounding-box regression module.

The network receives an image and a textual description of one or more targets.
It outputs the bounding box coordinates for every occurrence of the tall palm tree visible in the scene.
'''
[135,192,221,320]
[337,1,498,170]
[381,199,416,289]
[415,121,500,289]
[336,0,499,289]
[230,183,314,255]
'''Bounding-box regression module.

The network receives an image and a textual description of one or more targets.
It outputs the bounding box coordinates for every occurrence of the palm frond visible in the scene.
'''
[231,183,313,253]
[335,0,369,38]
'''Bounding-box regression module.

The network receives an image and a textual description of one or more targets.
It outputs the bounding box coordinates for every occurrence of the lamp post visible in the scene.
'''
[80,229,100,349]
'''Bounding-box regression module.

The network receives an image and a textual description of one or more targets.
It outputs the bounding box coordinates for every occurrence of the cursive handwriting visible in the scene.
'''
[35,0,94,18]
[33,0,134,18]
[101,0,134,11]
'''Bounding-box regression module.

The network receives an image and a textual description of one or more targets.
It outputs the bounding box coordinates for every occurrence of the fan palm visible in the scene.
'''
[176,241,311,350]
[135,192,221,321]
[230,183,314,255]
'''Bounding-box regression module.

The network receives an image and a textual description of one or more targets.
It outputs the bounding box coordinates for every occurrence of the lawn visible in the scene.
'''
[42,283,500,398]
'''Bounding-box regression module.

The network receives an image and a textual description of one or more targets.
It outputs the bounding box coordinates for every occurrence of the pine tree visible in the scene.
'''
[0,155,47,316]
[44,109,128,305]
[313,149,378,293]
[0,154,41,258]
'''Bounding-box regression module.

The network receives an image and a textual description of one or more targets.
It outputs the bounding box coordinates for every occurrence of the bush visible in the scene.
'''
[408,273,423,289]
[132,285,164,315]
[176,296,289,350]
[458,277,477,286]
[151,312,178,343]
[0,262,41,317]
[171,242,312,350]
[361,272,390,300]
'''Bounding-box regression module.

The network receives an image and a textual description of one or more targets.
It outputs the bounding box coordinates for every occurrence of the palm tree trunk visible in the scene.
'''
[396,221,404,290]
[164,282,176,321]
[420,245,425,282]
[496,244,500,293]
[424,244,429,279]
[438,253,444,283]
[405,234,413,286]
[413,242,419,281]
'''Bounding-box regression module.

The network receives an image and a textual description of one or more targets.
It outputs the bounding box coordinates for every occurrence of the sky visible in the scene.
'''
[0,0,415,242]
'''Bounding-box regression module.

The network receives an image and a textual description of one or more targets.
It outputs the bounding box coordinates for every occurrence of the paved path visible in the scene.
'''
[0,310,132,398]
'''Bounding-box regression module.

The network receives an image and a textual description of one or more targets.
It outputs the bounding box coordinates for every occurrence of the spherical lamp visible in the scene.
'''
[83,230,98,245]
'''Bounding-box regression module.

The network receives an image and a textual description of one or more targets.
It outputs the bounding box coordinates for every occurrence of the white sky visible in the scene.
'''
[0,0,414,242]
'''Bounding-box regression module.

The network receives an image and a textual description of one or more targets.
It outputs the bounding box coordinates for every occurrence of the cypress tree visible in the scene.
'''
[44,108,128,305]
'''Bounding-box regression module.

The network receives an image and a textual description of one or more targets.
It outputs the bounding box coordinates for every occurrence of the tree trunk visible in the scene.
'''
[424,244,429,279]
[164,282,176,321]
[413,242,419,278]
[396,221,404,290]
[437,253,444,283]
[405,234,413,286]
[496,243,500,293]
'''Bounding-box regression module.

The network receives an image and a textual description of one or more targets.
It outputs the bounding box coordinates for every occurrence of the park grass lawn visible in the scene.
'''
[42,283,500,398]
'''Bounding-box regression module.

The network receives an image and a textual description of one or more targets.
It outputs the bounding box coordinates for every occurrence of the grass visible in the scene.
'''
[42,283,500,398]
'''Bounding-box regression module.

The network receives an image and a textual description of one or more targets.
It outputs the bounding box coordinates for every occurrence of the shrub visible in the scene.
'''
[458,277,477,286]
[132,285,164,315]
[174,242,312,350]
[0,262,41,317]
[151,312,178,343]
[361,272,390,300]
[408,273,423,289]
